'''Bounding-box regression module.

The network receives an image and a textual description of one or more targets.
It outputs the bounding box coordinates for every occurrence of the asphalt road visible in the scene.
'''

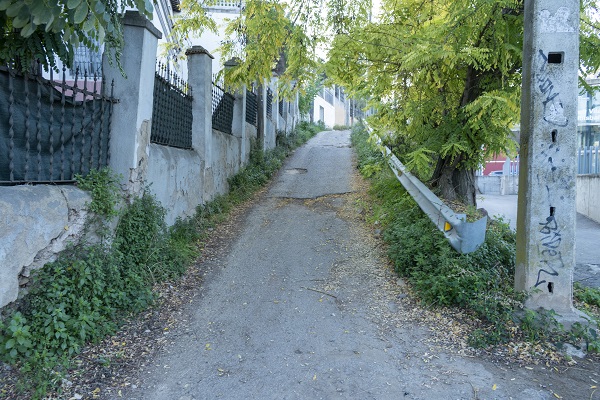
[478,194,600,287]
[118,131,598,400]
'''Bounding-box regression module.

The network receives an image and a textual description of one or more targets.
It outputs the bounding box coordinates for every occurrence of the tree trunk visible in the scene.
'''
[430,155,477,207]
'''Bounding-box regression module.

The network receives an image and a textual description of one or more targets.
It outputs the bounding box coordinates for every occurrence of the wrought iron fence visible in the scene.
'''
[279,99,284,117]
[266,88,273,119]
[246,89,257,126]
[212,82,234,134]
[211,0,242,7]
[578,146,600,174]
[151,62,193,149]
[1,65,116,185]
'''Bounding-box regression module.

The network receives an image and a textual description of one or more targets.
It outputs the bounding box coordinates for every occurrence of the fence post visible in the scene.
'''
[187,46,214,166]
[260,79,268,151]
[102,11,161,195]
[224,58,247,169]
[186,46,214,202]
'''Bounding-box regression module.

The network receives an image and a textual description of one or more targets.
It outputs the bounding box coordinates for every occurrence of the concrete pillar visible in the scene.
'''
[103,11,161,194]
[261,79,268,151]
[186,46,214,168]
[224,58,247,166]
[516,1,585,324]
[272,76,280,132]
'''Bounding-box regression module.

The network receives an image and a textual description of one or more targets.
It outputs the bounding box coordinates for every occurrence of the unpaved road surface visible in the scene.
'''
[117,131,598,400]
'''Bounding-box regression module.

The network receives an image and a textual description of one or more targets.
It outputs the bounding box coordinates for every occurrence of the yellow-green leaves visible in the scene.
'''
[326,0,526,176]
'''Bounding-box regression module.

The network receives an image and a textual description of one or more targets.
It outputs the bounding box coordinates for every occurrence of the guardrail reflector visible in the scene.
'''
[444,222,452,232]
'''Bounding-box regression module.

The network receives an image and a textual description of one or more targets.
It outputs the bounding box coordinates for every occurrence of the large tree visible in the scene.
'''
[326,0,600,206]
[0,0,153,72]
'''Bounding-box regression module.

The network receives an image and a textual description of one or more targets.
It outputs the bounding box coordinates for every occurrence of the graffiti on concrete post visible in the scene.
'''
[535,209,563,290]
[536,50,568,127]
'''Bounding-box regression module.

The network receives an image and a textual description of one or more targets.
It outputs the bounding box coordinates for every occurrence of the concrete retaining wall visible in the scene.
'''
[146,144,204,226]
[577,174,600,224]
[0,186,91,307]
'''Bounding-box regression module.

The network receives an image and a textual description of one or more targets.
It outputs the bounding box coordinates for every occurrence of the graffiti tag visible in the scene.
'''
[536,50,568,127]
[535,214,563,287]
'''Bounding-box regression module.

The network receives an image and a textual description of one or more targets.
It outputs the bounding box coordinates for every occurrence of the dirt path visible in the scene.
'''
[99,130,598,400]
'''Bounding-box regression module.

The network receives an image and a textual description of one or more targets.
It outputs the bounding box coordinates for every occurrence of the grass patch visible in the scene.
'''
[0,122,324,399]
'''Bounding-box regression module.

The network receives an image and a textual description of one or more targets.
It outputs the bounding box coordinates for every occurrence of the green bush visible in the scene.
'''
[351,123,532,347]
[333,124,350,130]
[575,283,600,308]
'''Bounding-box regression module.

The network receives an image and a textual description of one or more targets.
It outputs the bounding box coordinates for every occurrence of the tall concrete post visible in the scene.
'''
[261,79,268,151]
[187,46,214,170]
[224,58,247,168]
[103,11,161,194]
[186,46,215,202]
[516,1,584,323]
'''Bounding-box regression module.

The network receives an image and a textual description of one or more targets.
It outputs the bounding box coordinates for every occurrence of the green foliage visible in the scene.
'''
[298,76,325,118]
[574,283,600,308]
[351,123,384,177]
[75,168,121,219]
[0,0,153,73]
[327,0,600,202]
[0,185,192,397]
[332,124,350,131]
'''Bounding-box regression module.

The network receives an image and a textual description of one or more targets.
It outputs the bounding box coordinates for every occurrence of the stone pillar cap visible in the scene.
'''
[224,57,241,67]
[122,10,162,39]
[186,46,214,59]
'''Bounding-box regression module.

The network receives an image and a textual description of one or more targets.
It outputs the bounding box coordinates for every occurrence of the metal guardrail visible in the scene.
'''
[365,124,487,254]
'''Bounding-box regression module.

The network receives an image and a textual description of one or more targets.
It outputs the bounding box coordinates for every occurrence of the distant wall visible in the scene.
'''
[576,174,600,224]
[476,175,518,195]
[478,174,600,224]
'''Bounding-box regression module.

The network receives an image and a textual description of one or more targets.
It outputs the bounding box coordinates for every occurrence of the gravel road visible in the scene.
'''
[116,130,599,400]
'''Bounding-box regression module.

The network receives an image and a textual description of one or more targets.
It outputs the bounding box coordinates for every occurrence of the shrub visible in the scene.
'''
[352,123,538,347]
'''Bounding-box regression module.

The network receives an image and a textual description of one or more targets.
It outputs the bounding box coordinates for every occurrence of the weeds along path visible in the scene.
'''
[116,130,593,400]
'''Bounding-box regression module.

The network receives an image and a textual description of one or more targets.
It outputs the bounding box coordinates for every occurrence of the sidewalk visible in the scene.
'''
[478,194,600,287]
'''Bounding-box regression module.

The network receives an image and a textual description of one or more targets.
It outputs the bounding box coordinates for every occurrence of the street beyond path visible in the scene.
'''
[478,194,600,288]
[116,131,598,400]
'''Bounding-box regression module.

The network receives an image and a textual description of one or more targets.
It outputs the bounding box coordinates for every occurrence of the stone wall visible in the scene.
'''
[476,175,518,195]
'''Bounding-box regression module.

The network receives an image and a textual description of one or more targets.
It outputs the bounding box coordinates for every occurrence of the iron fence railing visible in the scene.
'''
[266,88,273,119]
[151,62,193,149]
[211,0,242,7]
[578,146,600,174]
[246,89,257,126]
[1,65,116,185]
[279,99,284,117]
[212,83,234,134]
